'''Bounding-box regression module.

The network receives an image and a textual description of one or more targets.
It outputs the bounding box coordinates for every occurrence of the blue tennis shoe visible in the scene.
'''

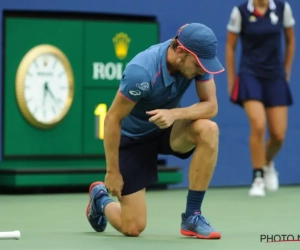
[180,212,221,239]
[86,182,108,232]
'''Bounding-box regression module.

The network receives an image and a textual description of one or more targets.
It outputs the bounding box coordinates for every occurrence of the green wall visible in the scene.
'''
[3,17,159,158]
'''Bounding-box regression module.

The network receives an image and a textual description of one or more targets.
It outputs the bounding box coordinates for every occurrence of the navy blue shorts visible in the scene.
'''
[119,126,194,196]
[230,73,293,108]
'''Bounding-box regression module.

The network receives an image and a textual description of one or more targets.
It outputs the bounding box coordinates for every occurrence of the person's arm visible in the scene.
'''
[104,65,151,174]
[225,6,242,95]
[147,72,218,128]
[171,77,218,120]
[283,2,296,81]
[226,33,239,95]
[104,92,136,174]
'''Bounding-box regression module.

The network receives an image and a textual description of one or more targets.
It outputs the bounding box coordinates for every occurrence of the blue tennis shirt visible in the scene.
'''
[118,39,213,138]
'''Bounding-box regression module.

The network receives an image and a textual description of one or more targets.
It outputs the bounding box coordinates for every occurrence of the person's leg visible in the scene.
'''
[231,73,267,196]
[262,75,292,191]
[86,183,147,236]
[86,134,160,236]
[167,118,220,239]
[243,101,266,170]
[262,106,288,191]
[243,100,267,197]
[103,189,147,236]
[229,73,267,196]
[265,106,288,164]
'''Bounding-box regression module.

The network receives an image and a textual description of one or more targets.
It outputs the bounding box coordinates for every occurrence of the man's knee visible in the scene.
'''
[191,119,219,145]
[119,189,147,237]
[122,221,146,237]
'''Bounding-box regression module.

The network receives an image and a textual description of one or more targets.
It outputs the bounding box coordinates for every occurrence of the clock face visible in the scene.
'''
[16,45,74,129]
[24,53,70,124]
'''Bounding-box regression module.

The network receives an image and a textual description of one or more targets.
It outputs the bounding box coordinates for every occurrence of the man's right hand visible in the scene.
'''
[105,171,124,200]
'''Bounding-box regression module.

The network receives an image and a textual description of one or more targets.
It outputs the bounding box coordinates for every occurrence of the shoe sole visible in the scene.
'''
[249,192,265,197]
[265,186,279,192]
[249,194,265,197]
[180,228,221,239]
[249,191,266,197]
[85,181,105,220]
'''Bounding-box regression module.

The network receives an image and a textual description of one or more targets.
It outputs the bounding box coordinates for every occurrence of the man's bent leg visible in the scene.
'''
[87,183,147,237]
[101,134,158,236]
[86,181,112,232]
[170,119,219,194]
[170,119,221,239]
[104,189,147,236]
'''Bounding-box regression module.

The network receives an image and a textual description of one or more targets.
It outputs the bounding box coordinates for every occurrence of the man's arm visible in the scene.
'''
[104,92,136,174]
[171,78,218,120]
[104,64,151,174]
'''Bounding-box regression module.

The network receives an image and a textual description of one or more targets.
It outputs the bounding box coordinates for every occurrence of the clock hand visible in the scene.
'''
[46,85,63,108]
[42,82,48,106]
[46,85,56,101]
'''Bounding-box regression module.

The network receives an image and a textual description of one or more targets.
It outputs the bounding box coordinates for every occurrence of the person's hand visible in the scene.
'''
[285,71,291,83]
[105,171,124,200]
[228,81,234,96]
[146,109,176,129]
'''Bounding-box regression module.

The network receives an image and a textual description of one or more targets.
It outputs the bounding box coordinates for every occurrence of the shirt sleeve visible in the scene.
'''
[118,64,151,103]
[283,2,295,28]
[195,72,213,82]
[227,6,242,34]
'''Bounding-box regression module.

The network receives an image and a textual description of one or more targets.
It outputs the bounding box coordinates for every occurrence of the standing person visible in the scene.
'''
[86,23,225,238]
[226,0,295,197]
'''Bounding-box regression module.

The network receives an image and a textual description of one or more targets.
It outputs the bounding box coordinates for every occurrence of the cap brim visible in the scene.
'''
[197,56,224,75]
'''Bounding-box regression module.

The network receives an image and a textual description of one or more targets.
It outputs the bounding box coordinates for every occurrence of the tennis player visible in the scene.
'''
[86,23,225,238]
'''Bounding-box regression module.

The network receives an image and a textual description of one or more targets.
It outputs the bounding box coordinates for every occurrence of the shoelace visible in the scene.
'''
[190,214,211,226]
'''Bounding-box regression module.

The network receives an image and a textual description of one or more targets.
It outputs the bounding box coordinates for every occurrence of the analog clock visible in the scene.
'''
[15,44,74,129]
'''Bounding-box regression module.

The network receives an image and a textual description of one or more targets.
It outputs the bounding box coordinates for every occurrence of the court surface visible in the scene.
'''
[1,186,299,250]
